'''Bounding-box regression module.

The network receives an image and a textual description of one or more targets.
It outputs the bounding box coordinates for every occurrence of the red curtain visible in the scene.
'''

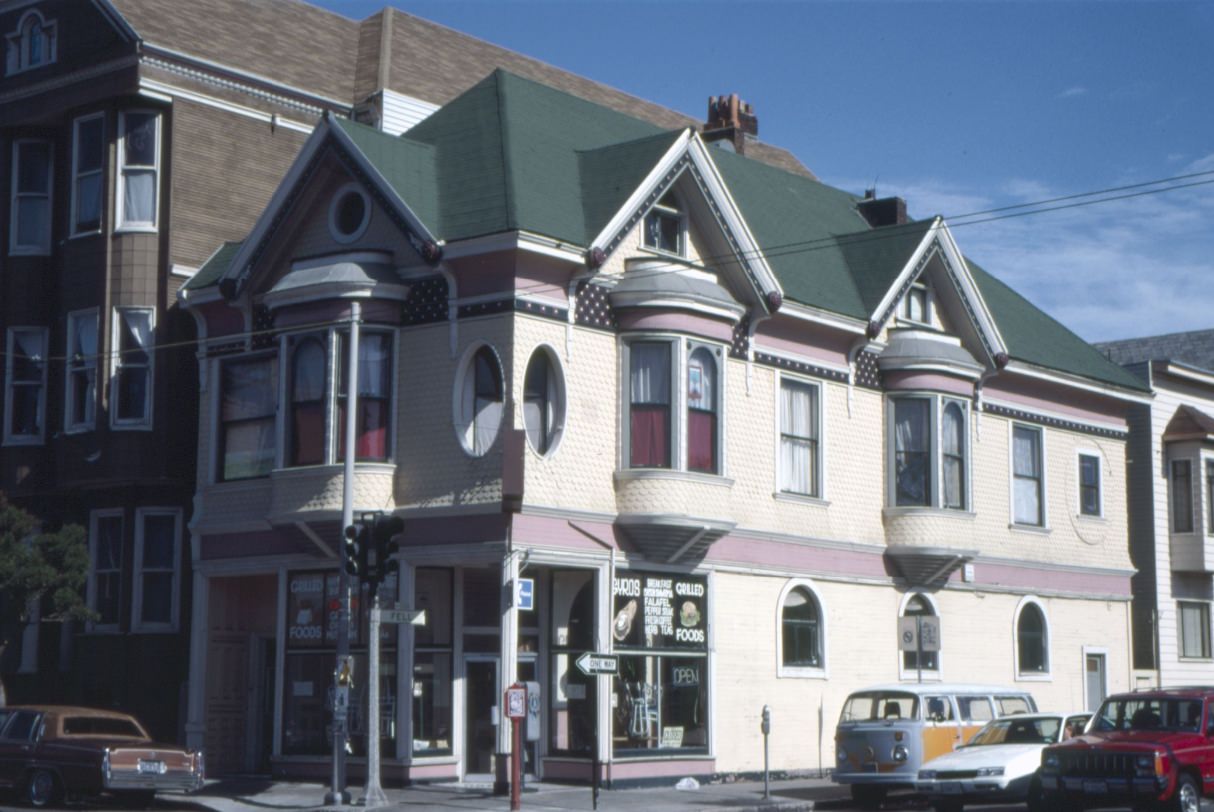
[292,403,324,465]
[630,405,669,468]
[687,410,716,473]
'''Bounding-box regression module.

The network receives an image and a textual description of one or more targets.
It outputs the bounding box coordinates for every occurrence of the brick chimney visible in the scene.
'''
[703,94,758,155]
[857,189,909,227]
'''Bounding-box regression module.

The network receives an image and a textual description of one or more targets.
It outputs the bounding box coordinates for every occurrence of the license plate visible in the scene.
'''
[1083,779,1107,794]
[940,782,962,795]
[137,760,165,775]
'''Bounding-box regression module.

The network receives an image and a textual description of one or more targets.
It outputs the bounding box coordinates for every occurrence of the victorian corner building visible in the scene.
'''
[0,0,1164,787]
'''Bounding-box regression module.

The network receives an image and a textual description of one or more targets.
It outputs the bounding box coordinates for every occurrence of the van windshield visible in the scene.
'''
[840,691,918,722]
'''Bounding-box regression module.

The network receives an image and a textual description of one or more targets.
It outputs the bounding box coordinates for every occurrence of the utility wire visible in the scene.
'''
[3,168,1213,366]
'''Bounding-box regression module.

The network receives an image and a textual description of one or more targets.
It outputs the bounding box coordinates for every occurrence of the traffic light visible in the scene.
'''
[343,522,368,577]
[370,514,404,585]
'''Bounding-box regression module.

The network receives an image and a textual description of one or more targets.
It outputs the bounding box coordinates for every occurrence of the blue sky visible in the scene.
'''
[315,0,1214,343]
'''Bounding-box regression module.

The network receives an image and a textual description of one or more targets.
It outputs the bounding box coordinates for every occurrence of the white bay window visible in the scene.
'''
[117,111,160,230]
[888,394,968,510]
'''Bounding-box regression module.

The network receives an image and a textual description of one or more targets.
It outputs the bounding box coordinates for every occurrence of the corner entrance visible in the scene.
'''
[464,657,499,779]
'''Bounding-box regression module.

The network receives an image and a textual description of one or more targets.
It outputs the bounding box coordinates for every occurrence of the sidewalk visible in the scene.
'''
[177,775,847,812]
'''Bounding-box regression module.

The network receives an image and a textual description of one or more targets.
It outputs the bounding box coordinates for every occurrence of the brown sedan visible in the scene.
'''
[0,705,204,808]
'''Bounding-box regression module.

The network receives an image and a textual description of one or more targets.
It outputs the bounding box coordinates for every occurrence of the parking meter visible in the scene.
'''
[761,705,771,735]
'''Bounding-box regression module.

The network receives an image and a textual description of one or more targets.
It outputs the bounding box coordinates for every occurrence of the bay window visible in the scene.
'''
[625,339,723,474]
[65,310,98,431]
[10,139,51,254]
[888,395,968,509]
[72,114,104,235]
[1173,459,1194,533]
[288,336,326,466]
[338,330,391,461]
[5,327,47,443]
[220,355,277,481]
[112,308,154,427]
[117,111,159,230]
[1012,425,1044,526]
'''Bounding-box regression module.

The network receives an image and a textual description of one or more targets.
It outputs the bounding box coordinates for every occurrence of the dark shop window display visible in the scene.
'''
[413,568,454,756]
[282,570,397,757]
[549,570,597,754]
[611,571,708,753]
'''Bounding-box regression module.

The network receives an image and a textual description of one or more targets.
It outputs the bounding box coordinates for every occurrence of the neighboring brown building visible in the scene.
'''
[0,0,809,762]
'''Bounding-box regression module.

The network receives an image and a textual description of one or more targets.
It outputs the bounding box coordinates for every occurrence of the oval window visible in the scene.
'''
[329,183,370,243]
[455,345,503,456]
[523,347,565,456]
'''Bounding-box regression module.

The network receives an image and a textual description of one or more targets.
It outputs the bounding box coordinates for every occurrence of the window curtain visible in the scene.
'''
[942,403,964,509]
[122,113,157,225]
[523,353,551,454]
[117,311,151,420]
[687,349,716,473]
[71,315,97,425]
[358,336,389,459]
[894,400,929,506]
[780,381,816,495]
[460,348,502,456]
[1180,602,1210,659]
[291,340,325,465]
[11,330,44,436]
[1013,428,1041,524]
[222,359,277,480]
[629,343,670,468]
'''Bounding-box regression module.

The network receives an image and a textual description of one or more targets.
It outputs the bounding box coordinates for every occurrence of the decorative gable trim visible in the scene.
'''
[216,115,441,302]
[868,219,1009,368]
[585,130,784,316]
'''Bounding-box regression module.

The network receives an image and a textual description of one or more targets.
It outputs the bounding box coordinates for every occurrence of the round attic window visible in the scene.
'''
[329,183,370,244]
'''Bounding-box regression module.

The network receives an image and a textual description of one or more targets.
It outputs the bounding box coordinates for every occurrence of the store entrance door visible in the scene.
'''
[464,657,499,779]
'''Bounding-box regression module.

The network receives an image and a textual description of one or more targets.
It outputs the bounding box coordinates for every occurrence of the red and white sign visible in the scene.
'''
[505,685,526,719]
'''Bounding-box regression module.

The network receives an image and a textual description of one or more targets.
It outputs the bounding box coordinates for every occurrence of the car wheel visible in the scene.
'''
[1171,773,1200,812]
[850,784,887,809]
[25,769,60,808]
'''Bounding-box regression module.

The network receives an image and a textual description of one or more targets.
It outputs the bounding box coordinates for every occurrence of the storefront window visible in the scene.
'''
[413,568,453,756]
[549,570,596,754]
[611,571,708,754]
[282,570,396,757]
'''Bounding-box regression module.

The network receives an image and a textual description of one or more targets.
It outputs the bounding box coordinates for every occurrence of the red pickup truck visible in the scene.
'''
[1036,687,1213,812]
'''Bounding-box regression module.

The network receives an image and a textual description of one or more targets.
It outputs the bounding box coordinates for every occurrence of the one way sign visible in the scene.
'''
[575,652,619,676]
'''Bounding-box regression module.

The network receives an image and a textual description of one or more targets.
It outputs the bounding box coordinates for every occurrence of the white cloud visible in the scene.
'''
[823,171,1214,343]
[1057,86,1087,99]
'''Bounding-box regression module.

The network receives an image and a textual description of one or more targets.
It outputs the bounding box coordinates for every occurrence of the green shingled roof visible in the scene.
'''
[189,69,1143,393]
[187,240,243,291]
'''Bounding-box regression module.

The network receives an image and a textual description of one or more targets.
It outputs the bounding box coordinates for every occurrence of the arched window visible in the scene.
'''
[686,346,718,473]
[1017,601,1049,675]
[289,337,326,465]
[523,347,564,456]
[942,401,965,509]
[782,587,823,668]
[901,594,939,673]
[6,11,56,75]
[457,345,503,456]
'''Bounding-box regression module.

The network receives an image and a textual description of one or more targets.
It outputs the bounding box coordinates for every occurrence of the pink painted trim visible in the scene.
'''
[608,758,716,779]
[977,561,1131,597]
[983,376,1127,425]
[884,371,975,395]
[753,316,852,365]
[512,513,621,553]
[403,761,460,780]
[450,258,514,297]
[707,534,889,579]
[617,311,734,342]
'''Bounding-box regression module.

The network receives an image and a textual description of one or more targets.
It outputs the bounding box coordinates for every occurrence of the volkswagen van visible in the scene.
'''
[833,683,1037,808]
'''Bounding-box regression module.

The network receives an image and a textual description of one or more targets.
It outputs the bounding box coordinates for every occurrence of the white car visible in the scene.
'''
[916,711,1090,812]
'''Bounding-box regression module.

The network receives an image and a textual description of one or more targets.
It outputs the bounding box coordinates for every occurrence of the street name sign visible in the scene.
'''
[371,607,427,625]
[575,651,619,676]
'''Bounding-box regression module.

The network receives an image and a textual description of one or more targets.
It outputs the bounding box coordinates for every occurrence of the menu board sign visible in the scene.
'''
[611,571,706,651]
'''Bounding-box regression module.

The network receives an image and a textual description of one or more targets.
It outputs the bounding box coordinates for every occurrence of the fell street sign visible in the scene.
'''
[575,651,619,676]
[371,607,427,625]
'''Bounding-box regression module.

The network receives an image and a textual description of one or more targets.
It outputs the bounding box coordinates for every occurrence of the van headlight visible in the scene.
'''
[976,767,1004,777]
[893,745,909,762]
[836,748,847,763]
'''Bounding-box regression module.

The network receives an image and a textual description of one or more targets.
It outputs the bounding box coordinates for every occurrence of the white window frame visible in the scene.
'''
[110,306,155,430]
[1178,600,1213,661]
[775,373,824,501]
[776,578,828,679]
[899,278,932,325]
[217,351,279,483]
[10,138,52,255]
[1171,457,1196,535]
[328,182,371,244]
[131,508,182,632]
[1205,457,1214,538]
[641,190,687,257]
[5,10,57,76]
[521,343,567,458]
[1013,595,1053,681]
[452,341,504,457]
[4,326,48,445]
[898,591,942,681]
[886,393,970,511]
[86,509,124,633]
[1076,449,1104,519]
[1009,423,1048,529]
[65,308,99,433]
[620,335,728,475]
[116,110,161,232]
[70,112,105,237]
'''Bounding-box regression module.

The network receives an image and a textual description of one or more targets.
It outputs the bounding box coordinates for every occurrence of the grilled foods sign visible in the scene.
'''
[612,571,706,650]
